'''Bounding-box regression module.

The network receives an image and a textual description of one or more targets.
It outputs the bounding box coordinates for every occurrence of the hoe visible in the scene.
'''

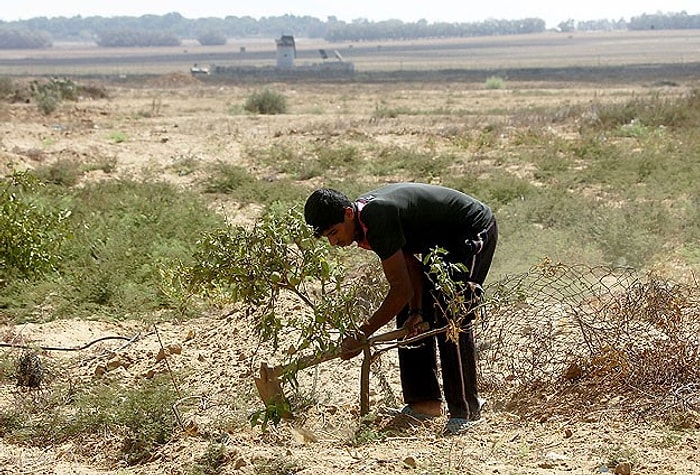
[254,322,449,417]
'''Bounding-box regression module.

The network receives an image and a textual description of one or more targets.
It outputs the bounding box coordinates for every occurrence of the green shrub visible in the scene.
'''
[485,75,507,89]
[0,77,14,99]
[588,201,672,268]
[202,162,255,194]
[368,147,450,178]
[181,206,385,424]
[60,377,179,464]
[253,456,304,475]
[108,131,127,143]
[188,443,229,474]
[60,180,223,315]
[244,89,287,115]
[587,90,700,131]
[33,87,61,115]
[202,162,308,206]
[445,170,537,208]
[31,78,79,115]
[372,100,411,119]
[168,154,200,177]
[0,170,71,281]
[32,159,84,186]
[0,179,224,321]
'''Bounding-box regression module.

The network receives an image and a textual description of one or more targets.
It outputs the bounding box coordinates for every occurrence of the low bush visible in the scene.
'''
[485,75,507,89]
[244,89,287,115]
[31,77,79,115]
[588,89,700,130]
[0,178,224,321]
[0,374,179,465]
[0,171,71,281]
[0,77,14,99]
[202,162,308,206]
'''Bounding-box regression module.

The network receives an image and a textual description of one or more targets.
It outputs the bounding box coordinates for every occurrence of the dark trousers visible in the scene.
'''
[397,217,498,420]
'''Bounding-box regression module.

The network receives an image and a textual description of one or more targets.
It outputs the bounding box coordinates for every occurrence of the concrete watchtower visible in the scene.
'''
[275,35,296,69]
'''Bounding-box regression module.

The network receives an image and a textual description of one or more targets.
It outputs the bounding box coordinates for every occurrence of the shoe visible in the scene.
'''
[401,405,438,420]
[381,405,438,421]
[471,397,487,419]
[443,417,482,436]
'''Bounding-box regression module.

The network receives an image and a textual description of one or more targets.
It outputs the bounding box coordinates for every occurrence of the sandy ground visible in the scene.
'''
[1,72,698,474]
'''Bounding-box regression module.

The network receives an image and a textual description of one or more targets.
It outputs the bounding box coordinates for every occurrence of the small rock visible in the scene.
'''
[614,461,631,475]
[563,362,582,380]
[106,358,123,371]
[403,456,418,469]
[168,343,182,355]
[156,348,168,361]
[184,420,199,436]
[290,426,317,444]
[546,452,568,461]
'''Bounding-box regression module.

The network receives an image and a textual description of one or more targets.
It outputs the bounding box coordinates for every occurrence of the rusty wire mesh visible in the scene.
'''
[473,260,700,423]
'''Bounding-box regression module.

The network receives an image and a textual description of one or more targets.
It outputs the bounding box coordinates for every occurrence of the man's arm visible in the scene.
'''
[341,250,425,360]
[341,249,414,360]
[360,249,414,336]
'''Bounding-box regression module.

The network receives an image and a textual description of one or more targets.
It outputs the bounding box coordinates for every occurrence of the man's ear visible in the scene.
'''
[344,207,355,220]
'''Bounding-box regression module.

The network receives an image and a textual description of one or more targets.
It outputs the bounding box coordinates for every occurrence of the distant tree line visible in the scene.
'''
[627,11,700,30]
[0,11,698,49]
[325,18,546,41]
[560,19,628,33]
[0,28,52,49]
[566,11,700,32]
[96,29,181,47]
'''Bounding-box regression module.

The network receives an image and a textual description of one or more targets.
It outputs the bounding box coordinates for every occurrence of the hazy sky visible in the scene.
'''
[1,1,698,29]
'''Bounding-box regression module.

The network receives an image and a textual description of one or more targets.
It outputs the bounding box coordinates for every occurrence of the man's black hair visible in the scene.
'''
[304,188,351,238]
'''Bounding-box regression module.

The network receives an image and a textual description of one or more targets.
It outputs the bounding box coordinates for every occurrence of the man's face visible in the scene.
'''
[321,207,355,247]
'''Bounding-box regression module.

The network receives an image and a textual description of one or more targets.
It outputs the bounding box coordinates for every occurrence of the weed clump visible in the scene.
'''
[485,75,506,89]
[31,77,78,115]
[244,89,287,115]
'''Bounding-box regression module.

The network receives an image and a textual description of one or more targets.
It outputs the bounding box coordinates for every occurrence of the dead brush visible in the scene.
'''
[15,349,44,389]
[471,261,700,425]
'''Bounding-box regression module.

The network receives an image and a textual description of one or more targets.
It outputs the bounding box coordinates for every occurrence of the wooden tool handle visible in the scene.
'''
[277,321,431,375]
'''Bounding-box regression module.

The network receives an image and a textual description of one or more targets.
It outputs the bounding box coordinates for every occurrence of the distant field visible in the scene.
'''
[1,29,700,80]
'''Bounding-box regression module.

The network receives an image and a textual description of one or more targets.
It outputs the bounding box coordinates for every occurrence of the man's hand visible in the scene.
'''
[403,312,426,339]
[340,330,367,360]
